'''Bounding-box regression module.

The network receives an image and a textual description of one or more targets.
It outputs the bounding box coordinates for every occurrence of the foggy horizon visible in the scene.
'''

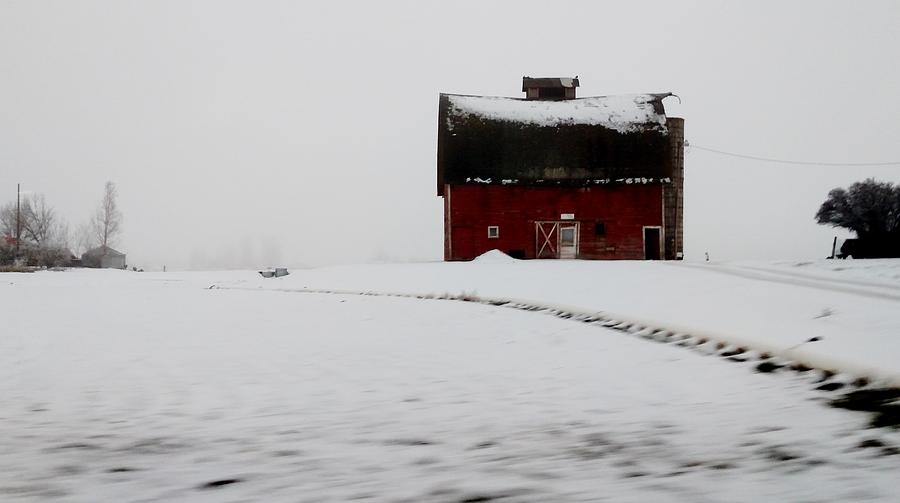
[2,0,899,270]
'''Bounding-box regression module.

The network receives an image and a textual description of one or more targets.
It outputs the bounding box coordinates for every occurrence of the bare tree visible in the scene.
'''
[1,194,71,266]
[1,195,57,246]
[53,220,71,251]
[0,202,15,238]
[91,181,122,248]
[19,194,56,247]
[74,222,93,256]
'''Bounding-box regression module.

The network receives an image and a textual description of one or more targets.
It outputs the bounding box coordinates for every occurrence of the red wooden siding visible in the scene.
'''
[444,184,663,261]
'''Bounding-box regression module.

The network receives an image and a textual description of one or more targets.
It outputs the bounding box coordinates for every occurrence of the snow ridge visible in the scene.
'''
[214,284,900,389]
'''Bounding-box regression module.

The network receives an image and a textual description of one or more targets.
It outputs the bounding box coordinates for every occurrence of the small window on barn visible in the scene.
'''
[595,222,606,236]
[487,226,499,239]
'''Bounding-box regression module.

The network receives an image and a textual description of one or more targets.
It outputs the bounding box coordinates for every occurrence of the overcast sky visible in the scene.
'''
[2,0,898,269]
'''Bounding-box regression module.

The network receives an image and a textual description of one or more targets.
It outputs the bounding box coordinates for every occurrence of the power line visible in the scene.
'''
[688,143,900,167]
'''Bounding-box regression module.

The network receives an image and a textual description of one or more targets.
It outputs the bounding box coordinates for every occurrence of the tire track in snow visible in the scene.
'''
[212,284,900,393]
[670,263,900,302]
[734,264,900,292]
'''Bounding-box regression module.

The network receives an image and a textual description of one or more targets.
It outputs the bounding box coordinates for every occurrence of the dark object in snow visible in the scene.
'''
[198,478,242,489]
[830,388,900,429]
[759,446,801,462]
[815,369,836,382]
[720,347,747,357]
[787,336,823,350]
[507,249,526,259]
[54,442,102,450]
[857,438,886,449]
[259,268,289,278]
[828,236,838,259]
[816,382,845,392]
[385,438,435,446]
[755,361,783,373]
[836,238,900,259]
[458,494,511,503]
[853,377,871,388]
[872,407,900,429]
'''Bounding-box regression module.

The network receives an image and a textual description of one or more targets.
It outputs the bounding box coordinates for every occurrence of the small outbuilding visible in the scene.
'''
[82,246,127,269]
[437,77,685,261]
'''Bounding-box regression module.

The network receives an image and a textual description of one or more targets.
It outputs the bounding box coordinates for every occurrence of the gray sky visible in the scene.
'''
[2,0,898,269]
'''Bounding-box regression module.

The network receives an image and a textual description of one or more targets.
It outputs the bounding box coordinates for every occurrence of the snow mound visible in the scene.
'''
[472,249,517,264]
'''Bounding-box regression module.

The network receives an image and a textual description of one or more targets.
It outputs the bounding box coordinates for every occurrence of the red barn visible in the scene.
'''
[437,77,684,261]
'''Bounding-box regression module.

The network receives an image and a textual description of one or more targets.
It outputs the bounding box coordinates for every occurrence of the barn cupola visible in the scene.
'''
[522,76,579,100]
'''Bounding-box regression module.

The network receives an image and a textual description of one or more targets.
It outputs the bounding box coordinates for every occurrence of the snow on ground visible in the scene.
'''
[232,257,900,385]
[745,258,900,286]
[1,265,899,502]
[471,249,519,264]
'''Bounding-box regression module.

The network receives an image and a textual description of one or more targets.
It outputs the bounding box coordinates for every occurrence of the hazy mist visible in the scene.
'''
[2,0,898,270]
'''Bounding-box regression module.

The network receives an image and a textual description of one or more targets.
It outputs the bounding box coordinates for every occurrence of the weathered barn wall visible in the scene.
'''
[663,117,685,260]
[444,184,663,261]
[100,254,126,269]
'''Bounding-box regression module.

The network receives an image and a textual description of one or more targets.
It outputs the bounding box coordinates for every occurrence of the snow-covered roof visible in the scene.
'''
[84,245,125,257]
[437,92,678,194]
[446,93,671,134]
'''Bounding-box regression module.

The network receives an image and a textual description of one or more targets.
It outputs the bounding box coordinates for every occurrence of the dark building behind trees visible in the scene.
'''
[817,179,900,258]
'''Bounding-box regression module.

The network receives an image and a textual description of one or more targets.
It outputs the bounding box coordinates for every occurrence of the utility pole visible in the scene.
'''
[15,183,21,260]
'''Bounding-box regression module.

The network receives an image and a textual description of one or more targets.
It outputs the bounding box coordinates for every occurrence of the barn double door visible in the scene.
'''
[535,221,579,259]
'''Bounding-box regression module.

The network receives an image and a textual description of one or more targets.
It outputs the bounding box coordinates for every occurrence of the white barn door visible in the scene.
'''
[535,222,579,259]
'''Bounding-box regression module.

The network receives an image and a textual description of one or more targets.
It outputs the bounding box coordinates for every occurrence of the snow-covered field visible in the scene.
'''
[2,260,899,502]
[235,255,900,385]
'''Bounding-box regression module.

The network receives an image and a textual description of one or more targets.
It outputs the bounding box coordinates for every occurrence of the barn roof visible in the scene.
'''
[437,93,677,195]
[84,245,125,257]
[446,93,669,132]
